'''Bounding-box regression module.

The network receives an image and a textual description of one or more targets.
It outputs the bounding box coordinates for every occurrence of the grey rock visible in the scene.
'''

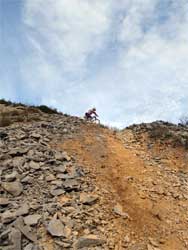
[21,175,33,184]
[2,181,23,196]
[24,214,41,226]
[53,165,67,173]
[47,215,65,237]
[80,193,98,205]
[9,148,28,156]
[147,244,161,250]
[0,228,11,241]
[113,203,130,218]
[5,171,19,182]
[0,197,10,206]
[1,211,16,224]
[51,180,63,187]
[56,174,73,179]
[14,217,37,242]
[9,228,22,250]
[63,179,80,191]
[31,133,41,139]
[16,203,29,216]
[55,240,71,248]
[45,174,56,182]
[55,151,71,161]
[50,188,65,196]
[24,243,43,250]
[74,235,105,249]
[12,157,25,168]
[24,243,34,250]
[29,161,41,170]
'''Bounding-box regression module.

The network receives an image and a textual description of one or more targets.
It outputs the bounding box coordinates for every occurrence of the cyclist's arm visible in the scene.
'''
[93,111,98,117]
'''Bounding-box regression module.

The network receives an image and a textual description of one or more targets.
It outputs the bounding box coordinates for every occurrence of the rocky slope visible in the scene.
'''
[1,104,188,250]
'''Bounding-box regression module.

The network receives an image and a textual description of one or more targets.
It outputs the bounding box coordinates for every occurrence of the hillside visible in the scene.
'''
[1,103,188,250]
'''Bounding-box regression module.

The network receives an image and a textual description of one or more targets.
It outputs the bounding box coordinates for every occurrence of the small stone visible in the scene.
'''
[9,148,28,156]
[47,215,65,237]
[75,235,105,249]
[29,161,40,170]
[50,188,65,196]
[5,171,19,182]
[2,181,23,196]
[124,235,130,243]
[0,228,11,241]
[80,193,98,205]
[53,165,67,173]
[0,197,10,206]
[64,226,72,238]
[55,151,71,161]
[24,243,34,250]
[56,174,73,179]
[63,179,80,191]
[46,174,56,182]
[31,133,41,139]
[14,217,37,242]
[62,152,71,161]
[55,240,71,248]
[21,175,33,184]
[9,228,22,250]
[24,214,41,226]
[149,238,160,247]
[51,180,63,187]
[147,244,161,250]
[113,203,129,218]
[16,203,30,216]
[1,210,16,224]
[12,157,25,168]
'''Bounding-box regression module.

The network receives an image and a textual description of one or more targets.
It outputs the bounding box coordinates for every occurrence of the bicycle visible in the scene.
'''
[84,115,100,124]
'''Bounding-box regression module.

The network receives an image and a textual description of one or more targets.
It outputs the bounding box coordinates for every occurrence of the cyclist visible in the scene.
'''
[85,107,99,121]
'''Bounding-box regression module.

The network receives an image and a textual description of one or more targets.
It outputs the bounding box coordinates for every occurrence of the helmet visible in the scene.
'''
[93,107,96,111]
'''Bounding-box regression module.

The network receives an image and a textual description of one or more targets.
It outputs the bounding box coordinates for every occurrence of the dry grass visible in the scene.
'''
[0,112,12,127]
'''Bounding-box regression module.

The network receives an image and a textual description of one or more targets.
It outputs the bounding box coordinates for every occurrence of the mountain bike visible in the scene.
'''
[84,115,100,124]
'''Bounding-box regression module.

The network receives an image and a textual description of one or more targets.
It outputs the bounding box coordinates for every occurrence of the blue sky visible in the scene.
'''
[1,0,188,127]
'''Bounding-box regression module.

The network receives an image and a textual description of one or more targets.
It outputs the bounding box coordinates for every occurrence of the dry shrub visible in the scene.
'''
[149,126,172,140]
[10,110,21,116]
[36,105,58,114]
[0,112,12,127]
[14,116,25,123]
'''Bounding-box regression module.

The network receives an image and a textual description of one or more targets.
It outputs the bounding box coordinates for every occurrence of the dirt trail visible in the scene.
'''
[56,124,185,250]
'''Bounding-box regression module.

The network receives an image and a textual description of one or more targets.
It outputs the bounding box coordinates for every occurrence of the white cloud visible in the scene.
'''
[23,0,111,73]
[20,0,188,127]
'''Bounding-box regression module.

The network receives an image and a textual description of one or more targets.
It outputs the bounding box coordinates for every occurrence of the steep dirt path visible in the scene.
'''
[55,124,185,250]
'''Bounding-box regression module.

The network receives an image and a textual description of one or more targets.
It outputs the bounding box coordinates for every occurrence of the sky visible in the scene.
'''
[1,0,188,127]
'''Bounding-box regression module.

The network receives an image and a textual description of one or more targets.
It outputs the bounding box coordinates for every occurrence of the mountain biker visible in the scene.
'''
[85,108,99,121]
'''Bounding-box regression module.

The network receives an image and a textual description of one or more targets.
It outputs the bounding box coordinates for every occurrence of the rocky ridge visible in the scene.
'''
[1,104,188,250]
[0,113,114,250]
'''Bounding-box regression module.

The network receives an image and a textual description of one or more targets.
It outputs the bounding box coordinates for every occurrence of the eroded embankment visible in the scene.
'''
[57,123,188,250]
